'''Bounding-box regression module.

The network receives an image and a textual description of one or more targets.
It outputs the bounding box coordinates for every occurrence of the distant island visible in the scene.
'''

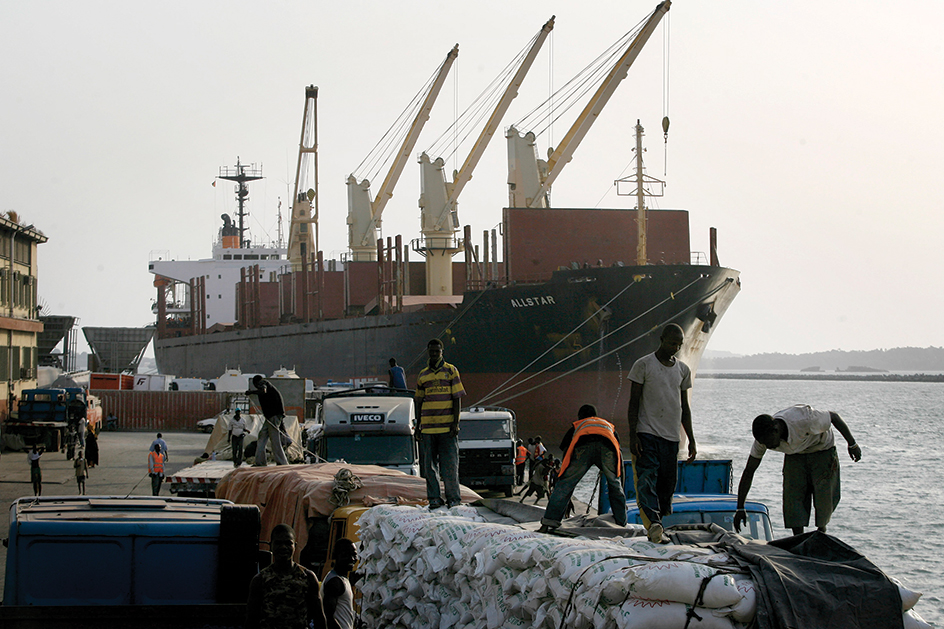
[700,346,944,372]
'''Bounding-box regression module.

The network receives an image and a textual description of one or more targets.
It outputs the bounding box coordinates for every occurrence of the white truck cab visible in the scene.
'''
[457,406,517,496]
[317,385,419,475]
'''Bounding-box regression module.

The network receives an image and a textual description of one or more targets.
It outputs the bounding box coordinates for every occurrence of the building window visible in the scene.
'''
[11,345,20,379]
[13,240,30,265]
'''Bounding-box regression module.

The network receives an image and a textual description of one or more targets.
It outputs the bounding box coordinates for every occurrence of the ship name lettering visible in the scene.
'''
[511,296,556,308]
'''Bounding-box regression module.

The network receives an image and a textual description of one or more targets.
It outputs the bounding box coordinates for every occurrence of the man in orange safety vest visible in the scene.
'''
[148,444,165,496]
[539,404,626,533]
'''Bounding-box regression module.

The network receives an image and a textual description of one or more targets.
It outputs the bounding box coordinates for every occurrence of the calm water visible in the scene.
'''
[691,377,943,626]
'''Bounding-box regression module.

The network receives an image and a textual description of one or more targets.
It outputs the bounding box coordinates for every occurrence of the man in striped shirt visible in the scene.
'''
[415,338,466,508]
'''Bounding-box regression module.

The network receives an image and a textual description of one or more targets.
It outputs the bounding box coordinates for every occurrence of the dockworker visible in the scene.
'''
[148,443,165,496]
[526,437,536,482]
[323,538,358,629]
[74,450,88,495]
[540,404,626,533]
[514,439,528,486]
[388,358,407,390]
[246,375,289,466]
[28,444,42,496]
[414,338,466,509]
[518,455,553,504]
[247,523,326,629]
[627,323,696,544]
[150,432,169,462]
[229,408,247,467]
[735,405,862,536]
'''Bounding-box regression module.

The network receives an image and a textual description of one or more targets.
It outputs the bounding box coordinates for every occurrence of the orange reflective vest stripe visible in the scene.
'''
[515,445,528,465]
[149,450,164,474]
[558,417,622,478]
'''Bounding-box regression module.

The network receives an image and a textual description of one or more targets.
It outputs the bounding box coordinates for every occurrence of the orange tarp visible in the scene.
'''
[216,462,481,557]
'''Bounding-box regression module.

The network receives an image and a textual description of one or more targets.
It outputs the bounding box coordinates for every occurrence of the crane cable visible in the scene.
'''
[476,275,702,404]
[479,278,734,407]
[474,274,645,405]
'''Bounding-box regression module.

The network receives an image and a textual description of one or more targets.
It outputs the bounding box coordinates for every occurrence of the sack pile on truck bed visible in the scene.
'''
[356,505,931,629]
[358,505,753,629]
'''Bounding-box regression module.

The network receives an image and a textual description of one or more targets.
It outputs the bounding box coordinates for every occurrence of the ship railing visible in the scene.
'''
[690,251,709,265]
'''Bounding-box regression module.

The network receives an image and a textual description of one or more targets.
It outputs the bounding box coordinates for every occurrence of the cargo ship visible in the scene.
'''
[148,1,740,447]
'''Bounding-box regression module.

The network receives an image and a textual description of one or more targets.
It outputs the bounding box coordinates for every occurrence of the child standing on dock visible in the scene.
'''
[74,450,88,495]
[28,445,42,496]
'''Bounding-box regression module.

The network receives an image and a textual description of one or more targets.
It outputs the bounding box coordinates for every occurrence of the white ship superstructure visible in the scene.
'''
[149,236,286,328]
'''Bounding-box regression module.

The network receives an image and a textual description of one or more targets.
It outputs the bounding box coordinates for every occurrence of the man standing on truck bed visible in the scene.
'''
[540,404,626,533]
[415,338,466,509]
[388,357,408,390]
[246,375,289,466]
[229,408,247,467]
[627,323,697,544]
[247,523,326,629]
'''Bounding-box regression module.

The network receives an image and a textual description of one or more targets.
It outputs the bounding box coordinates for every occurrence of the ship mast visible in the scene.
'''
[615,120,664,265]
[218,158,263,248]
[634,121,647,266]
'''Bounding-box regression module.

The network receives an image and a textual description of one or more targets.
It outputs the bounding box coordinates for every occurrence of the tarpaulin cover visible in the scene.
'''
[215,462,481,559]
[728,530,903,629]
[202,412,305,462]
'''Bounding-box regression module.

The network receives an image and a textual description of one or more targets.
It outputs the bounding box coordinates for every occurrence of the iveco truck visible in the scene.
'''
[317,385,419,475]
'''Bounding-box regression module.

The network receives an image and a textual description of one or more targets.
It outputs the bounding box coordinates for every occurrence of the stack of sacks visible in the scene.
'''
[357,506,930,629]
[357,505,754,629]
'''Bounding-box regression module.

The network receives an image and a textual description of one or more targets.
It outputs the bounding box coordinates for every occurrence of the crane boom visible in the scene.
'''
[288,85,318,270]
[436,16,554,228]
[416,18,553,297]
[523,1,670,208]
[346,45,459,260]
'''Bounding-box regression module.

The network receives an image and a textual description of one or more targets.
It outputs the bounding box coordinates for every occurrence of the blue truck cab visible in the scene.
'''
[598,459,774,542]
[2,496,261,627]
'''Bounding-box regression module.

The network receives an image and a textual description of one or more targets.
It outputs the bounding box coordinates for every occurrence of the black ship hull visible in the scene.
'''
[155,263,739,446]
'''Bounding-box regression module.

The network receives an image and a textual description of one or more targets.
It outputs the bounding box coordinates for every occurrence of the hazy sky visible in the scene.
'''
[2,1,942,357]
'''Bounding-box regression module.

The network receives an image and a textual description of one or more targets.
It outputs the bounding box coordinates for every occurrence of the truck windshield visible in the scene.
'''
[326,434,414,466]
[459,420,510,441]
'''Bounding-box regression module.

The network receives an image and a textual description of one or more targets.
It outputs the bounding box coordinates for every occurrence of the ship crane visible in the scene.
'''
[416,17,555,296]
[346,45,459,262]
[507,1,670,211]
[287,85,319,272]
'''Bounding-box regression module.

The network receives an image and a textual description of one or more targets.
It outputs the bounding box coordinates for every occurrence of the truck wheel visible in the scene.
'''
[504,486,513,497]
[217,504,261,603]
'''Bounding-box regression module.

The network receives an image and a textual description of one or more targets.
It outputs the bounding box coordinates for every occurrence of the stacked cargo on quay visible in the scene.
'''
[148,1,740,447]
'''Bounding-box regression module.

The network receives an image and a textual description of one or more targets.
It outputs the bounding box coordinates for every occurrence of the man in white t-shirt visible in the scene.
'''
[323,538,358,629]
[627,323,696,544]
[734,405,862,536]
